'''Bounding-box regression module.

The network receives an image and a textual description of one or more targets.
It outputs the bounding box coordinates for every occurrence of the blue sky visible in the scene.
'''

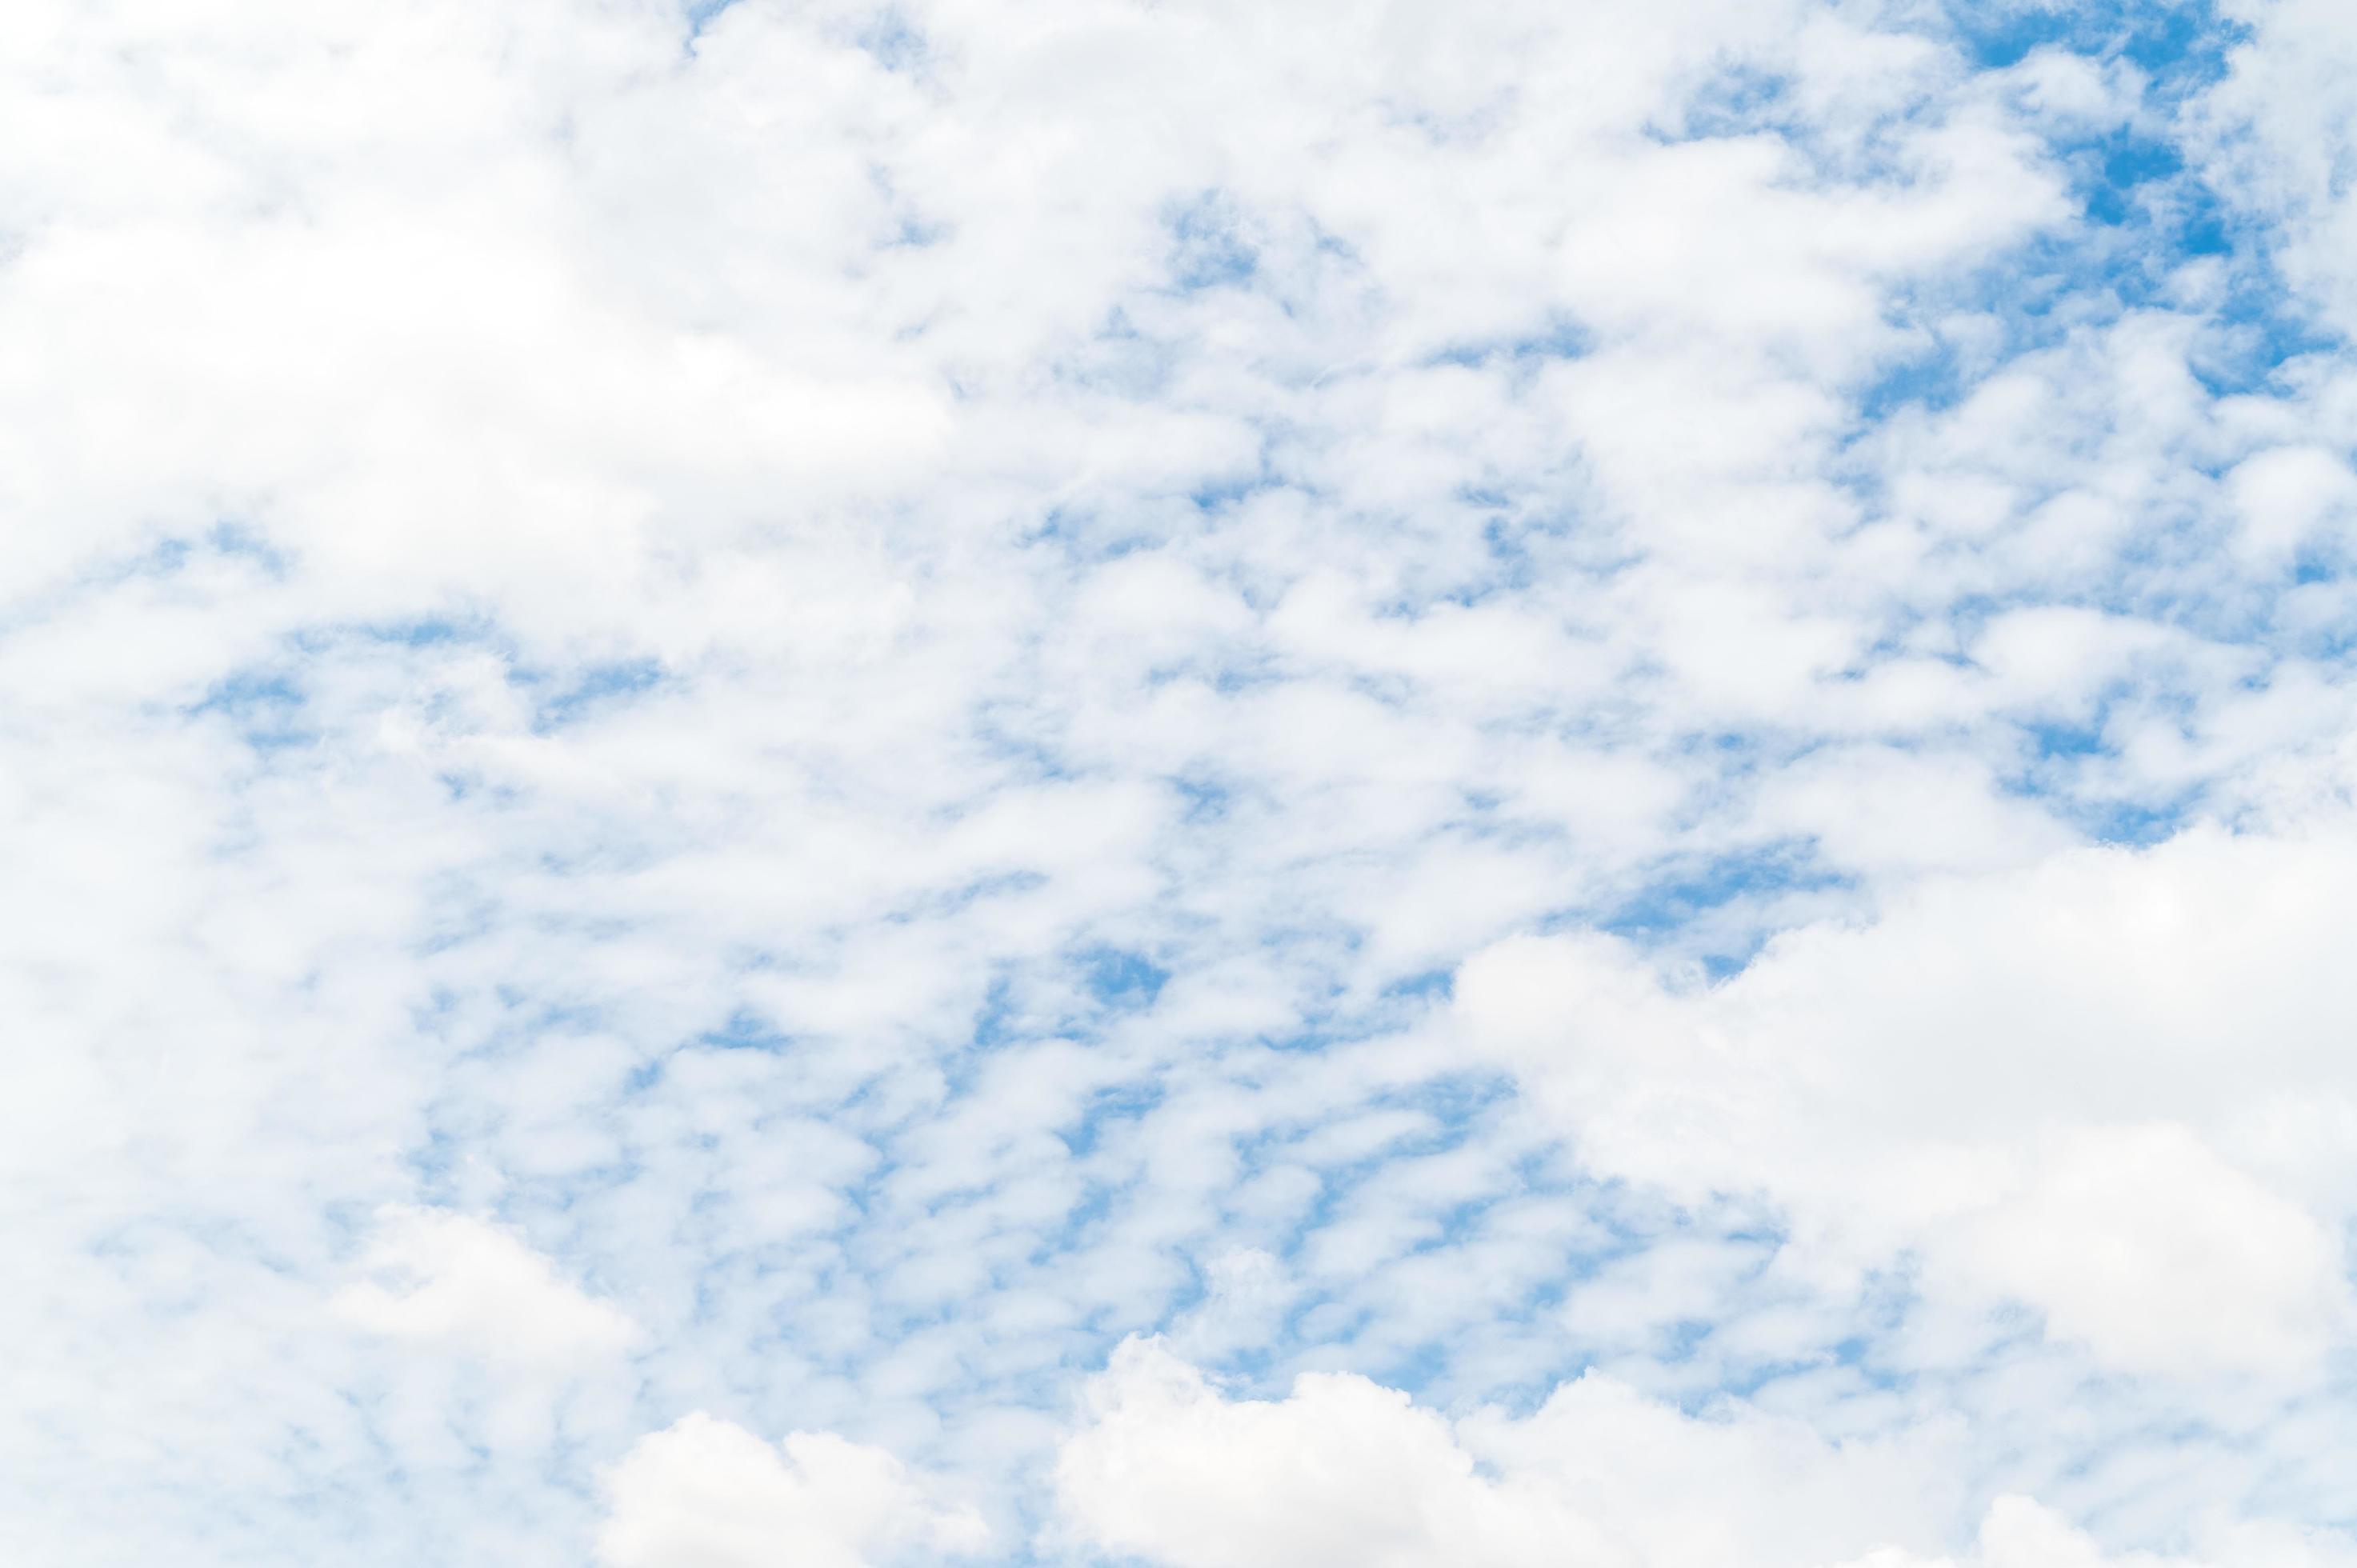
[7,0,2357,1564]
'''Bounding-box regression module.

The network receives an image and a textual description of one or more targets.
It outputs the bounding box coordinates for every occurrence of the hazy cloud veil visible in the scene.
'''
[7,0,2357,1563]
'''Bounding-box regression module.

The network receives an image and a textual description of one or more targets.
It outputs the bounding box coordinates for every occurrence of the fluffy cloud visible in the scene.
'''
[1835,1496,2357,1568]
[1455,822,2357,1374]
[598,1414,986,1568]
[333,1206,642,1369]
[1060,1340,2352,1568]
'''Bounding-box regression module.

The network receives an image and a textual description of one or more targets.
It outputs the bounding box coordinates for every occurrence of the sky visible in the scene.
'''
[8,0,2357,1562]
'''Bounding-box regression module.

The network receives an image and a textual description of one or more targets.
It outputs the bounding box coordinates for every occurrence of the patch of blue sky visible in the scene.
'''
[2193,283,2346,397]
[494,1147,654,1233]
[1712,1327,1916,1406]
[1216,948,1460,1050]
[1655,2,2235,172]
[22,526,270,639]
[1379,966,1455,1004]
[873,874,1058,946]
[526,655,666,734]
[2276,598,2357,681]
[1475,509,1621,595]
[698,1009,791,1054]
[2292,553,2349,590]
[1847,326,1974,425]
[851,7,928,76]
[407,872,506,952]
[1333,500,1579,612]
[962,706,1074,781]
[1220,1083,1479,1202]
[1170,774,1235,823]
[1941,0,2231,78]
[1852,220,2196,424]
[681,0,742,42]
[2022,714,2117,763]
[341,614,474,650]
[1187,464,1279,517]
[1056,306,1182,400]
[1200,657,1282,697]
[202,520,293,576]
[2045,783,2196,847]
[1027,492,1255,566]
[1162,192,1259,293]
[1598,841,1847,970]
[186,668,315,753]
[862,161,948,252]
[1053,1081,1167,1163]
[1828,5,2296,433]
[1078,946,1170,1010]
[1423,316,1591,374]
[2000,712,2202,844]
[2079,130,2188,230]
[950,973,1023,1059]
[1279,1189,1703,1405]
[398,1126,477,1207]
[2043,146,2232,316]
[1254,1100,1512,1215]
[1667,62,1791,142]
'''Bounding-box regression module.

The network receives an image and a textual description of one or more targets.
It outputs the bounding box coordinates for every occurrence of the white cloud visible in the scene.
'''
[333,1206,642,1370]
[1060,1340,2347,1568]
[2227,446,2357,566]
[10,0,2357,1562]
[1831,1494,2357,1568]
[598,1413,986,1568]
[1939,1124,2350,1376]
[1455,822,2357,1374]
[1058,1338,1599,1568]
[2203,0,2357,339]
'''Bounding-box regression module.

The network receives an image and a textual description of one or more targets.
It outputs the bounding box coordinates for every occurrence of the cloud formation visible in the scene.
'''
[599,1413,986,1568]
[333,1206,643,1369]
[1058,1338,1946,1568]
[8,0,2357,1564]
[1455,824,2357,1374]
[1060,1340,2357,1568]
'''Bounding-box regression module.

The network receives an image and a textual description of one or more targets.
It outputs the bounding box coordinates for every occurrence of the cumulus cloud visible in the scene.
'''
[1058,1338,1614,1568]
[1060,1339,2343,1568]
[1455,824,2357,1374]
[1063,1343,2357,1568]
[333,1206,642,1369]
[598,1413,986,1568]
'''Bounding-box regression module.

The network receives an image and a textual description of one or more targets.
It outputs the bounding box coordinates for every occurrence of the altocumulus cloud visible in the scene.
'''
[9,0,2357,1564]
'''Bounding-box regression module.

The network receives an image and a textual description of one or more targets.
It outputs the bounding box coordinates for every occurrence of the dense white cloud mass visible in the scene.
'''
[9,0,2357,1563]
[1454,825,2357,1375]
[598,1412,986,1568]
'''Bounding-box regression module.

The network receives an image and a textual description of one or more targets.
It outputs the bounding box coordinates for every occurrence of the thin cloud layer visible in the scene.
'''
[7,0,2357,1564]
